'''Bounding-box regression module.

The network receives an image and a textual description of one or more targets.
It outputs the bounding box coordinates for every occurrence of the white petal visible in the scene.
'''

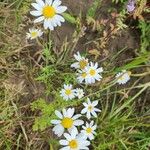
[43,19,49,29]
[50,17,57,27]
[56,6,67,13]
[92,101,98,106]
[59,140,69,146]
[55,110,63,119]
[73,120,84,126]
[87,98,91,105]
[83,102,88,107]
[72,114,81,120]
[92,125,97,130]
[70,126,78,138]
[31,3,42,10]
[62,108,67,117]
[52,0,61,8]
[87,111,91,119]
[51,119,61,124]
[91,111,97,118]
[52,124,64,137]
[81,108,87,114]
[47,20,55,30]
[77,132,87,140]
[88,134,94,140]
[36,0,45,7]
[68,126,78,136]
[94,108,101,112]
[67,108,75,118]
[64,133,72,141]
[46,0,52,5]
[30,10,42,16]
[34,16,44,23]
[55,14,65,22]
[71,62,79,68]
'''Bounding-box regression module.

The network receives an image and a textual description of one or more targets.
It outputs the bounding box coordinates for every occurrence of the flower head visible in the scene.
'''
[59,129,90,150]
[85,62,103,84]
[75,88,84,99]
[77,70,89,84]
[116,70,131,85]
[26,28,43,39]
[71,52,88,70]
[51,108,84,137]
[126,0,135,12]
[60,84,76,100]
[81,98,101,119]
[81,121,97,140]
[30,0,67,30]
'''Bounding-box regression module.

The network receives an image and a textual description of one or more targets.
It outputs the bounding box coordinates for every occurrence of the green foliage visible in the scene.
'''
[138,21,150,53]
[87,0,101,18]
[31,93,80,131]
[116,9,128,30]
[93,86,150,150]
[62,13,77,25]
[114,52,150,72]
[112,0,127,4]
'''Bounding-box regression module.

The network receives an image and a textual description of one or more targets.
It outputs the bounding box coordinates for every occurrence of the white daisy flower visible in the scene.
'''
[116,70,131,85]
[60,84,76,101]
[75,88,84,99]
[26,28,43,39]
[30,0,67,30]
[81,98,101,119]
[51,108,84,137]
[77,70,89,84]
[85,62,103,84]
[81,121,97,140]
[71,51,88,70]
[59,128,90,150]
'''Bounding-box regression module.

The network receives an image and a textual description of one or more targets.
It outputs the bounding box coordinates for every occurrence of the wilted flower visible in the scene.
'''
[116,70,131,85]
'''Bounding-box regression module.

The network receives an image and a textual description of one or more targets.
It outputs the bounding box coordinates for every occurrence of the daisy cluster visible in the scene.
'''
[71,51,104,84]
[51,98,101,150]
[51,52,131,149]
[50,52,103,149]
[70,51,131,85]
[26,0,67,39]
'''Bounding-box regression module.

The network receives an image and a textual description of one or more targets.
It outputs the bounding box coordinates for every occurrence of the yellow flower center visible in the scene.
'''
[79,60,88,69]
[61,117,73,128]
[69,140,78,149]
[88,105,93,111]
[119,76,125,81]
[31,31,38,38]
[86,127,92,133]
[89,69,96,76]
[42,6,56,18]
[119,71,131,81]
[81,72,87,78]
[65,89,72,96]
